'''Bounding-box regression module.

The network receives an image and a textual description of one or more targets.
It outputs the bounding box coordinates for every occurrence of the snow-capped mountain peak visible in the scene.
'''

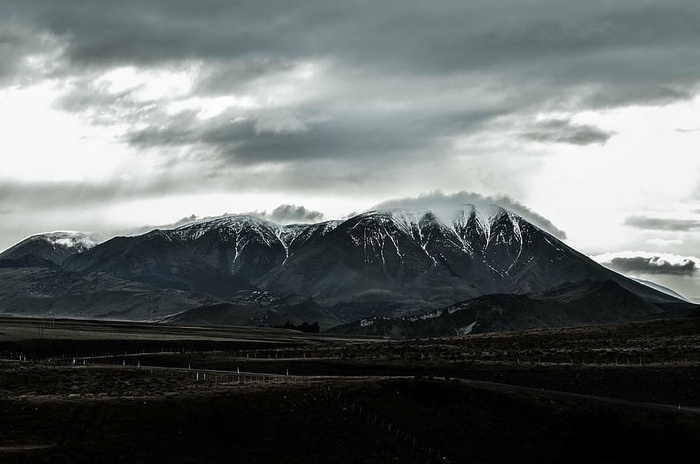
[0,231,98,265]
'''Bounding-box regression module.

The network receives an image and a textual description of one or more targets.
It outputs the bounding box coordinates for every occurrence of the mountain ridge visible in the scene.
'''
[0,205,688,331]
[63,205,680,306]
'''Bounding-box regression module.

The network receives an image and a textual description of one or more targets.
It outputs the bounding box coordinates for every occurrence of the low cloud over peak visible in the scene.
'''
[373,191,567,239]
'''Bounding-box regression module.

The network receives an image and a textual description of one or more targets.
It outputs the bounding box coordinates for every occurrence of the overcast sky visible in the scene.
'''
[1,0,699,300]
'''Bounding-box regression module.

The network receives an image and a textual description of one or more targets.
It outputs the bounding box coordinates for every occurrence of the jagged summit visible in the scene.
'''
[148,213,342,249]
[125,205,523,255]
[361,204,508,227]
[167,214,282,246]
[343,205,529,259]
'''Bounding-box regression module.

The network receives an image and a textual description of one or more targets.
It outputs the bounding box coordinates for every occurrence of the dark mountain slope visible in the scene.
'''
[333,280,694,338]
[261,207,680,311]
[64,217,283,296]
[0,267,215,321]
[164,295,343,330]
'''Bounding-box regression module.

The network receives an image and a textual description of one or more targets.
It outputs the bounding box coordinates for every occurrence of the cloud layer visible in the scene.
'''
[595,252,699,276]
[4,0,700,189]
[625,216,700,231]
[522,119,613,146]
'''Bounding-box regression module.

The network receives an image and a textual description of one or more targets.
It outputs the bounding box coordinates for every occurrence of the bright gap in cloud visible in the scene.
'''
[96,65,197,102]
[523,94,700,254]
[0,82,134,182]
[166,95,261,119]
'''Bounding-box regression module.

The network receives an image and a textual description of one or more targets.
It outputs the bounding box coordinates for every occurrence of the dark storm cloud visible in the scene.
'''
[0,27,26,80]
[2,0,698,184]
[0,20,62,84]
[52,77,159,126]
[125,104,501,165]
[605,256,697,276]
[193,58,299,96]
[374,191,567,239]
[522,119,613,146]
[6,1,699,98]
[625,216,700,231]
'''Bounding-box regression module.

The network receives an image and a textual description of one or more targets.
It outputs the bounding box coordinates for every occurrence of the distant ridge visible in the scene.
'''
[331,280,696,338]
[0,231,97,266]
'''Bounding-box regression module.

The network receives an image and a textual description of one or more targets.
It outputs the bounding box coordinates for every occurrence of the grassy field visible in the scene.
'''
[1,316,700,463]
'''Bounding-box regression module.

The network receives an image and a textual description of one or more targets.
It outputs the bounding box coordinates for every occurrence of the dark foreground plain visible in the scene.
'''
[2,317,700,463]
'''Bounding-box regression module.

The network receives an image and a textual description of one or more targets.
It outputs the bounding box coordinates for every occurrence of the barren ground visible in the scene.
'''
[1,316,700,463]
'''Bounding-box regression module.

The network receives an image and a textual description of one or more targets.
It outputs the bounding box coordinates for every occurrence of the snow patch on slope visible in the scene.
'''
[457,320,478,335]
[44,232,98,250]
[9,231,98,252]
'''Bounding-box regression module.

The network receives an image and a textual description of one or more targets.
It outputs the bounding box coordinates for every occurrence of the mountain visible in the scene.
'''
[332,280,698,338]
[263,207,680,310]
[0,255,59,269]
[0,231,97,266]
[61,206,679,315]
[3,205,684,330]
[0,265,340,327]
